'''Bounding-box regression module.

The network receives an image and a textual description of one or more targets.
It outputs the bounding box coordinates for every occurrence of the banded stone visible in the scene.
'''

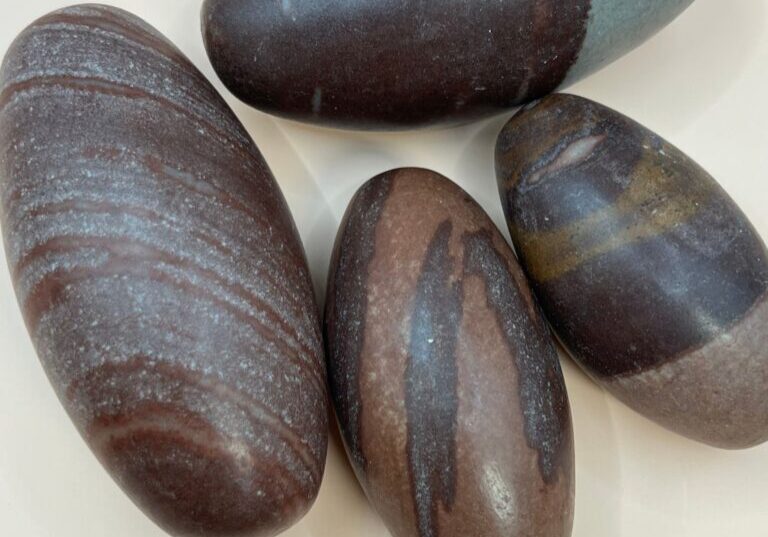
[201,0,693,129]
[0,5,327,535]
[325,168,574,537]
[496,93,768,449]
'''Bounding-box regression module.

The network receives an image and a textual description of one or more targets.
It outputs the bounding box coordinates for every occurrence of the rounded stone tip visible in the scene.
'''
[95,425,318,536]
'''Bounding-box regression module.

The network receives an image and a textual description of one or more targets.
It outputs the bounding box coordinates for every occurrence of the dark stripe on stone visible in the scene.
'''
[534,195,768,377]
[405,220,462,537]
[464,230,570,482]
[325,172,394,471]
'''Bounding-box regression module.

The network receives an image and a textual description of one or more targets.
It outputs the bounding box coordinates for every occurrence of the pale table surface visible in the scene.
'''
[1,1,767,536]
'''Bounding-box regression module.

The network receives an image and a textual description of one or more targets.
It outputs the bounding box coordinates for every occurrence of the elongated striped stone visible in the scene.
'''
[496,93,768,449]
[202,0,693,129]
[0,5,328,535]
[325,168,574,537]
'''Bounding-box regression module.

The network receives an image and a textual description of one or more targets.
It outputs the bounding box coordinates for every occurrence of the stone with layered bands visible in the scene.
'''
[0,5,328,535]
[325,168,574,537]
[201,0,694,129]
[495,93,768,449]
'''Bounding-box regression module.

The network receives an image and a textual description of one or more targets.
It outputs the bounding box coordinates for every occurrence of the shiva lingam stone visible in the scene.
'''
[325,168,574,537]
[495,93,768,449]
[0,5,328,535]
[202,0,694,129]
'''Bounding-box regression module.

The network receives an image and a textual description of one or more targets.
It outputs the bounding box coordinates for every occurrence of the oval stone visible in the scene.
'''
[325,168,574,537]
[495,93,768,449]
[0,5,327,535]
[201,0,693,129]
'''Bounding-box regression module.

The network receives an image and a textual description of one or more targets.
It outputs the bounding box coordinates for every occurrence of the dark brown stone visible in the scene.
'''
[0,5,327,535]
[201,0,693,129]
[496,93,768,449]
[325,168,574,537]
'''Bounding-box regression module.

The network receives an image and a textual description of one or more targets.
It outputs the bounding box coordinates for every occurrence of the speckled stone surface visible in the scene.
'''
[325,168,574,537]
[0,5,327,535]
[496,93,768,449]
[201,0,693,129]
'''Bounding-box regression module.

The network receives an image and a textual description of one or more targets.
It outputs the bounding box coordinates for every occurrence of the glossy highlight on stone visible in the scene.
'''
[202,0,693,129]
[325,168,574,537]
[496,93,768,449]
[0,5,327,535]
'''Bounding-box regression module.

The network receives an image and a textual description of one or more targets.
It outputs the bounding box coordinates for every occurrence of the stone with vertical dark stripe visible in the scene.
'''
[201,0,693,129]
[496,93,768,449]
[0,5,327,536]
[325,168,574,537]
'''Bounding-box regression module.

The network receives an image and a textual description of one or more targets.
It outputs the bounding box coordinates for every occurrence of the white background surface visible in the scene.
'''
[1,1,767,536]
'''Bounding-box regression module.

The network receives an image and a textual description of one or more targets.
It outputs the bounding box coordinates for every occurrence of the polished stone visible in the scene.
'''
[325,168,574,537]
[202,0,693,129]
[0,5,328,535]
[496,93,768,449]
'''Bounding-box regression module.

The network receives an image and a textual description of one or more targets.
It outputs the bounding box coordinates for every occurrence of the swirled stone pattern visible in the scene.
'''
[201,0,693,129]
[325,168,574,537]
[0,5,328,536]
[496,93,768,449]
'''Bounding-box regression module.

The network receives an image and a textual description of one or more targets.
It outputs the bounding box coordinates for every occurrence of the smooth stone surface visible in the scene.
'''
[496,93,768,449]
[325,168,574,537]
[201,0,693,130]
[0,5,327,536]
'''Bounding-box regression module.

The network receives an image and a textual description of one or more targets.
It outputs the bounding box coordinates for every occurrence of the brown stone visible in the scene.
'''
[201,0,693,129]
[496,93,768,449]
[325,168,574,537]
[0,5,327,535]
